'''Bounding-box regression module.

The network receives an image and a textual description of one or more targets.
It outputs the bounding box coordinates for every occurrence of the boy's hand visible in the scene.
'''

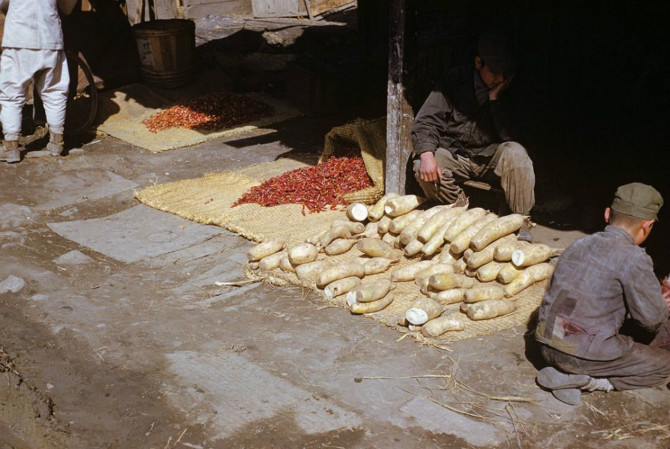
[418,152,442,183]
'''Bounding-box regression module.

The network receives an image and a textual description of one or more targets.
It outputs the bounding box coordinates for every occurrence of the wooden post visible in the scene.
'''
[385,0,412,195]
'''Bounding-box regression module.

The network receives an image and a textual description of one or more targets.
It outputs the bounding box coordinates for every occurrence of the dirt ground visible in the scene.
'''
[1,10,670,449]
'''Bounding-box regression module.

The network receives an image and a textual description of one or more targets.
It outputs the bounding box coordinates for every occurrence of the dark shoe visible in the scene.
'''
[517,224,533,243]
[551,388,582,406]
[537,367,590,390]
[0,140,20,163]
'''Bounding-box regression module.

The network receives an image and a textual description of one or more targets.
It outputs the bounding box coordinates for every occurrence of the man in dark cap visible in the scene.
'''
[535,182,670,406]
[411,33,535,241]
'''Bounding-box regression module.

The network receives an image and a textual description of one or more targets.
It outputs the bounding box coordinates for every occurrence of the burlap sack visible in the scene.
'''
[318,117,386,205]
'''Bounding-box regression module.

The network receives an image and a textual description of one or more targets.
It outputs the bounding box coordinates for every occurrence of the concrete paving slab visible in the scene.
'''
[165,351,363,439]
[47,205,222,263]
[35,169,138,210]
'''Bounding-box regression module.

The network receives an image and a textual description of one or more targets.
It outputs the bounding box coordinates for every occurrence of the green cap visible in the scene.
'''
[611,182,663,220]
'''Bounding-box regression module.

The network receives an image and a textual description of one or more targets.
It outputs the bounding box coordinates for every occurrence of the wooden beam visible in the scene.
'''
[385,0,412,195]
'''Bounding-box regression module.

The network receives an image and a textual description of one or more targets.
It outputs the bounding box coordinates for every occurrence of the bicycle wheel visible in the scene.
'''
[64,50,98,136]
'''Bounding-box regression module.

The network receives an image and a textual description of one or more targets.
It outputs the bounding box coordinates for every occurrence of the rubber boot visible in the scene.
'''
[0,140,20,163]
[47,132,64,157]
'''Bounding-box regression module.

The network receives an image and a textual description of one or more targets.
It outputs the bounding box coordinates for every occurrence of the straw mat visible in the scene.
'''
[97,83,302,153]
[135,157,546,346]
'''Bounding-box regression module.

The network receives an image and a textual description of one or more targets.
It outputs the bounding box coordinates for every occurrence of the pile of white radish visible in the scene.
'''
[245,193,562,338]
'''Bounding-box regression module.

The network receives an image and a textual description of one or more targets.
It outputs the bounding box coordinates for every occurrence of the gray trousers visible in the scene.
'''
[412,141,535,214]
[540,321,670,391]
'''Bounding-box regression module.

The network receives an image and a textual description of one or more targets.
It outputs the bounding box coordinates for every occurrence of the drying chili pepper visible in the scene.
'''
[232,156,373,213]
[143,92,273,133]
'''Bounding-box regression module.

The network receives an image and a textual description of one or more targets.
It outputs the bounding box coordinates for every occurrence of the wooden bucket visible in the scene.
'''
[131,19,197,89]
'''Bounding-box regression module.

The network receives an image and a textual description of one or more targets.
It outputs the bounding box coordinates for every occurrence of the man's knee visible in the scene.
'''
[498,141,532,166]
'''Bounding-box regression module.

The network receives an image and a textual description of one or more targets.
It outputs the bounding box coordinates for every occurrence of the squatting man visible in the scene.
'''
[411,33,535,242]
[535,182,670,406]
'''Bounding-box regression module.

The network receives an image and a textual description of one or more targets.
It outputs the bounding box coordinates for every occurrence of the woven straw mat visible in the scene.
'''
[135,157,546,346]
[97,84,302,153]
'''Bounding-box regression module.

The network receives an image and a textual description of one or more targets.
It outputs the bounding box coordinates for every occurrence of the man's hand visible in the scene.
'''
[418,151,442,183]
[489,73,515,101]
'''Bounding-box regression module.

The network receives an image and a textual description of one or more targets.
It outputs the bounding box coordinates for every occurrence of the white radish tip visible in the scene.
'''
[406,308,429,325]
[346,295,357,307]
[511,250,525,266]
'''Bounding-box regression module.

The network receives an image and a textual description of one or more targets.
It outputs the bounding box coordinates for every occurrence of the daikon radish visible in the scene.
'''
[368,192,399,222]
[331,219,365,235]
[415,263,455,289]
[350,292,394,314]
[346,202,369,222]
[247,238,286,262]
[443,207,488,242]
[466,299,516,320]
[497,263,523,284]
[464,267,478,278]
[428,288,466,305]
[316,262,365,288]
[363,257,395,275]
[362,221,379,238]
[389,210,422,235]
[382,232,399,247]
[422,313,465,337]
[417,207,465,243]
[504,262,554,297]
[288,242,319,265]
[428,273,475,291]
[346,279,393,305]
[279,254,295,273]
[295,259,331,281]
[464,285,506,303]
[324,238,357,256]
[377,216,392,234]
[466,234,517,269]
[404,239,424,257]
[453,258,468,274]
[356,238,402,260]
[493,240,530,262]
[258,251,286,270]
[470,214,526,251]
[399,207,445,246]
[384,194,426,217]
[391,260,435,282]
[319,226,352,247]
[306,230,327,246]
[511,244,559,267]
[248,262,259,270]
[324,276,361,299]
[449,213,498,254]
[405,297,444,325]
[476,260,505,282]
[421,215,459,257]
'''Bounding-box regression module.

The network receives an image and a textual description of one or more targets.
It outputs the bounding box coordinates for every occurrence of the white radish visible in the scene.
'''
[504,262,554,297]
[476,260,505,282]
[389,210,422,235]
[449,213,498,254]
[428,288,466,305]
[368,192,399,222]
[384,194,426,217]
[417,207,465,243]
[279,254,296,273]
[346,202,369,222]
[427,273,475,291]
[356,238,402,260]
[324,238,357,256]
[463,285,506,303]
[399,207,445,246]
[346,279,393,305]
[295,259,331,281]
[422,313,465,337]
[258,251,286,270]
[443,207,488,242]
[404,239,424,257]
[405,297,444,325]
[361,221,380,238]
[466,234,517,269]
[497,263,523,284]
[350,292,394,314]
[511,244,558,267]
[324,276,361,299]
[470,214,526,251]
[316,262,365,288]
[415,263,455,289]
[421,215,459,257]
[363,257,395,275]
[465,299,516,320]
[377,216,392,234]
[391,260,435,282]
[306,230,327,246]
[247,238,286,262]
[319,226,352,247]
[493,240,530,262]
[330,219,365,235]
[288,242,319,265]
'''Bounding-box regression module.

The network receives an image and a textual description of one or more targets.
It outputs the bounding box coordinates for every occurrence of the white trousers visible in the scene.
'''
[0,48,69,140]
